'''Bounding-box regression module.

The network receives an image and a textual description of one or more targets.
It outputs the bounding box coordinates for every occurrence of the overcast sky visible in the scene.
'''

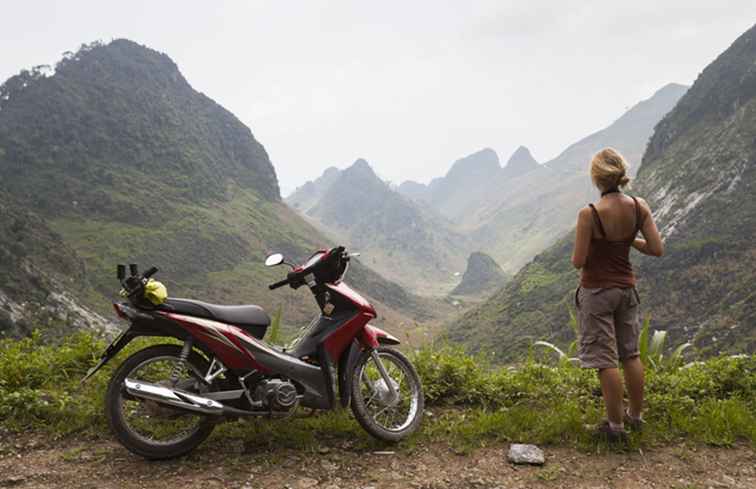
[2,2,754,195]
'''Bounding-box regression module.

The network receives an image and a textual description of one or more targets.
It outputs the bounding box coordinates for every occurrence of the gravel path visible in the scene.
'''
[1,433,754,488]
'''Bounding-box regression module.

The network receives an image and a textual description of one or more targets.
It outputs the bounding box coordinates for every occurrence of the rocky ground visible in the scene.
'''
[0,432,754,489]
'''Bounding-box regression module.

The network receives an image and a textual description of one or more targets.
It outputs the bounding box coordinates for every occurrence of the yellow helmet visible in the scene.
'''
[144,279,168,305]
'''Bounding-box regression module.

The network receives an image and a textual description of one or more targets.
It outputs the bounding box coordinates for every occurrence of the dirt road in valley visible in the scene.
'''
[1,433,754,489]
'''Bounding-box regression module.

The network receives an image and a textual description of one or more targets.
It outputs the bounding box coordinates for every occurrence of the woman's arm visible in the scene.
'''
[633,199,664,257]
[571,207,593,268]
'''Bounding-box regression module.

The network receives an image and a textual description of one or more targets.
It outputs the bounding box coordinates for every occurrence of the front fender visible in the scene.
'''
[360,324,400,348]
[337,339,362,408]
[338,327,401,408]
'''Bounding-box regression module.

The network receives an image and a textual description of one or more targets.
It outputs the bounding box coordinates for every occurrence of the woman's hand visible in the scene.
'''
[632,238,650,254]
[637,199,664,257]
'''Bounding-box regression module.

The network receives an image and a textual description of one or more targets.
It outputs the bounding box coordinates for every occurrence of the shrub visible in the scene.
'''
[0,331,753,447]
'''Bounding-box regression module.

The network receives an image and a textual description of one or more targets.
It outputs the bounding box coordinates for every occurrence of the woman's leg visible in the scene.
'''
[616,288,644,420]
[622,356,644,418]
[598,367,624,424]
[577,287,625,429]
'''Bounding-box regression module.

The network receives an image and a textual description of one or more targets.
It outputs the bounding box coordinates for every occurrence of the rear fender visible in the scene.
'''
[81,304,208,384]
[360,324,400,349]
[80,327,139,384]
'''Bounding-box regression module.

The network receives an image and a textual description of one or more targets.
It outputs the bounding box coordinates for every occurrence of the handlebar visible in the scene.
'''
[117,264,160,303]
[268,278,290,290]
[268,246,354,292]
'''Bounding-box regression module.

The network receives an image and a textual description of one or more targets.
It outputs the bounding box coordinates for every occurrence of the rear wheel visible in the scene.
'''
[105,344,216,460]
[350,347,424,442]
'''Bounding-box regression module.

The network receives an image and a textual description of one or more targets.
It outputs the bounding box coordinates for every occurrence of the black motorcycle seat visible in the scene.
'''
[159,298,270,338]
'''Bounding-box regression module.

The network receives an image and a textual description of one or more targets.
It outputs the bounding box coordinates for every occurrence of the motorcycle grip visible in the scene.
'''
[269,278,289,290]
[143,267,159,279]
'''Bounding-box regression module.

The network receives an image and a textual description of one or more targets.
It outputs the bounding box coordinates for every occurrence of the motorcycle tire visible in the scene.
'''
[105,344,216,460]
[350,346,424,442]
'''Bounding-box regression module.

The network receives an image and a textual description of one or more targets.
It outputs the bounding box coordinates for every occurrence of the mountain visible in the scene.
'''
[396,180,431,203]
[396,147,540,220]
[425,148,502,218]
[0,39,434,337]
[501,146,539,179]
[0,192,111,339]
[450,252,510,297]
[462,83,688,273]
[447,26,756,359]
[290,159,470,293]
[287,166,341,213]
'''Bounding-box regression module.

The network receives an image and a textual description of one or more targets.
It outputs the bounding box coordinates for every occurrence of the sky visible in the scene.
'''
[2,2,754,196]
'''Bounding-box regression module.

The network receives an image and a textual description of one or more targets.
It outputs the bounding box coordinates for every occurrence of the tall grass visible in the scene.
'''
[535,309,694,371]
[0,331,753,449]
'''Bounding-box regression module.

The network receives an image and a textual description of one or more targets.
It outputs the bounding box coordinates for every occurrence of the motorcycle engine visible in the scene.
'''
[254,379,299,411]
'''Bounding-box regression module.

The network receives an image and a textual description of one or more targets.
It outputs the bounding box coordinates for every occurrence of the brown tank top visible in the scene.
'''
[580,196,642,289]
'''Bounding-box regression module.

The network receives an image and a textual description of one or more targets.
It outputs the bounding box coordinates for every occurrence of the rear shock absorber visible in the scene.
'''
[170,338,194,386]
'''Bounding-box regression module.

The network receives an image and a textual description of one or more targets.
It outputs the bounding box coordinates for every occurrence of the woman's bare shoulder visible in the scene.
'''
[634,196,652,210]
[578,205,593,219]
[631,196,654,220]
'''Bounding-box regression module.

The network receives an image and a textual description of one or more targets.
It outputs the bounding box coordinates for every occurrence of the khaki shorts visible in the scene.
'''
[576,286,641,369]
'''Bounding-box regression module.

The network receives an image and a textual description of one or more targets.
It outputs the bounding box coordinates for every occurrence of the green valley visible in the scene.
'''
[0,40,436,338]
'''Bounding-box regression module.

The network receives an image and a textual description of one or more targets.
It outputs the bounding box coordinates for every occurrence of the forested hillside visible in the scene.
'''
[0,40,433,337]
[448,26,756,359]
[450,252,510,297]
[293,159,470,293]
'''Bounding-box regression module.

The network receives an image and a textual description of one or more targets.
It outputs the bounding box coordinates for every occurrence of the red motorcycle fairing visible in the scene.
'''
[326,282,376,316]
[162,310,334,408]
[159,308,385,411]
[159,312,267,371]
[323,311,374,359]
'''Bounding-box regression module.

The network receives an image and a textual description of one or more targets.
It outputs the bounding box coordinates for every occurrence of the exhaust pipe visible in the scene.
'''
[123,378,296,418]
[124,378,226,415]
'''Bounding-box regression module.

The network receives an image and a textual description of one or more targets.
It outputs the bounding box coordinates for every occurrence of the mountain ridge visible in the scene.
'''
[0,39,435,337]
[446,28,756,359]
[299,158,470,293]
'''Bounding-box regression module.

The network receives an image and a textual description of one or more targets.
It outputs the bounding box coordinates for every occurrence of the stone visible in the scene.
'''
[0,475,26,487]
[507,444,545,465]
[297,478,319,489]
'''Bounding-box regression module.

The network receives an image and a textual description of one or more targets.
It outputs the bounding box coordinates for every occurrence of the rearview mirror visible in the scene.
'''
[265,253,285,267]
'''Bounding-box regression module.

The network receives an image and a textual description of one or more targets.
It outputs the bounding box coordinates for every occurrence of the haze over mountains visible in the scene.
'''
[2,26,753,360]
[0,39,435,338]
[289,83,687,294]
[458,83,688,274]
[449,25,756,359]
[288,158,470,293]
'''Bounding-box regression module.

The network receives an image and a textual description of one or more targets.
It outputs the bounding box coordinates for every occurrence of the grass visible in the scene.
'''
[0,331,754,453]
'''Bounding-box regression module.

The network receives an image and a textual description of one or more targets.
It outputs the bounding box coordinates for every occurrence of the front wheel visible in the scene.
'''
[350,347,424,442]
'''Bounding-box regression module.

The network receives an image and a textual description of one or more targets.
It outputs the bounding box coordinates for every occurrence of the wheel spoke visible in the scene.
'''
[119,355,207,445]
[356,351,420,433]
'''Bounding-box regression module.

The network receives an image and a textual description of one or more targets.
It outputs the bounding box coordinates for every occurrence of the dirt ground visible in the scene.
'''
[0,432,754,489]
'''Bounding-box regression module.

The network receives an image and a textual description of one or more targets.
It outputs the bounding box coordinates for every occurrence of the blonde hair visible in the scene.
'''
[591,148,630,190]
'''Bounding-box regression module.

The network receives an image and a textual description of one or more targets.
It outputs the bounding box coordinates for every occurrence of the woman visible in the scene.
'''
[571,148,663,441]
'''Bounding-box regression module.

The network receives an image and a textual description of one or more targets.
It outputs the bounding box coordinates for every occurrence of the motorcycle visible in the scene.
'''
[81,246,424,459]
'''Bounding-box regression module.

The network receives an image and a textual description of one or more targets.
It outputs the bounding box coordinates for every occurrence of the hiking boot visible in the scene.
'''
[590,420,628,443]
[624,411,644,432]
